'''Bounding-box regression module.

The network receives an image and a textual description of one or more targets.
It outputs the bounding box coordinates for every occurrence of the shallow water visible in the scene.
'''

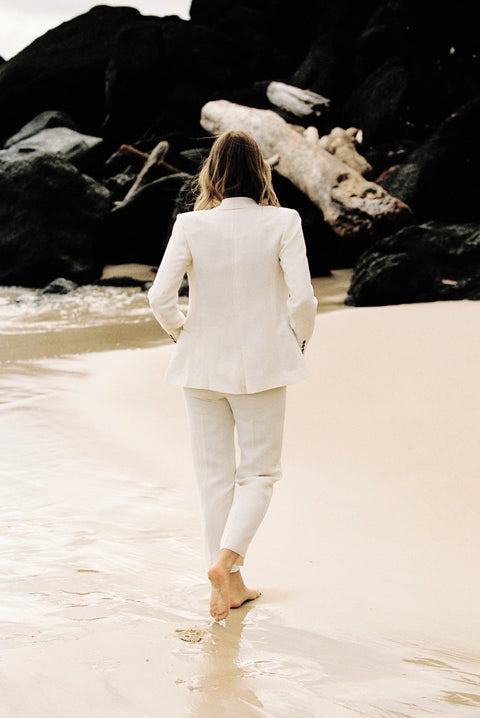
[0,285,152,335]
[0,269,352,338]
[0,283,177,363]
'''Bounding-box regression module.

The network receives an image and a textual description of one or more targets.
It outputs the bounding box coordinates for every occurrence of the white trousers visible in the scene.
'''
[183,386,286,571]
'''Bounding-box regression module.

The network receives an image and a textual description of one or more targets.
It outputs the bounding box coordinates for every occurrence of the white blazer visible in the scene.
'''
[148,196,318,394]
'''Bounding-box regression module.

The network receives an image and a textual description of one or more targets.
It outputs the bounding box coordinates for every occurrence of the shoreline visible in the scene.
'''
[0,269,353,364]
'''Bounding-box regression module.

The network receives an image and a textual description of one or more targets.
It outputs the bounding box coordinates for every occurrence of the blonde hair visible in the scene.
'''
[194,130,280,210]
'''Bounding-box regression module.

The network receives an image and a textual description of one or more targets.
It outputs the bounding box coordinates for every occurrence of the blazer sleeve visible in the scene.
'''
[148,215,192,342]
[279,210,318,352]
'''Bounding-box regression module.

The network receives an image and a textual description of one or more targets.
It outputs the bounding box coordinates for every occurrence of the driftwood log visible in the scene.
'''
[200,100,411,237]
[266,81,330,118]
[318,127,373,177]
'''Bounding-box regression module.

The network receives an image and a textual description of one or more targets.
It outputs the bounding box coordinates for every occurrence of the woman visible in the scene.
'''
[148,130,317,621]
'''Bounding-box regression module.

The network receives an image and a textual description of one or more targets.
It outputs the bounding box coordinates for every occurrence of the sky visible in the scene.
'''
[0,1,191,60]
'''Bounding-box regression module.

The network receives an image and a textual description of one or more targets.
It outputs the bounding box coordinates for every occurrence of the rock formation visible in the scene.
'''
[0,153,110,286]
[4,110,78,148]
[0,6,143,144]
[346,223,480,306]
[0,0,478,299]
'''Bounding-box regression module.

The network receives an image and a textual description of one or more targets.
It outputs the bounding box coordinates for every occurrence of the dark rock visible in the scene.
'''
[172,175,200,216]
[4,127,104,169]
[4,110,78,148]
[0,6,143,143]
[289,0,480,145]
[103,172,190,265]
[352,1,411,81]
[177,147,209,175]
[346,222,480,306]
[396,3,480,141]
[104,172,137,203]
[139,9,305,142]
[380,96,480,222]
[103,19,170,143]
[41,277,78,294]
[364,139,418,180]
[0,153,110,287]
[342,57,409,143]
[290,0,378,101]
[95,276,151,289]
[340,1,480,144]
[190,0,319,71]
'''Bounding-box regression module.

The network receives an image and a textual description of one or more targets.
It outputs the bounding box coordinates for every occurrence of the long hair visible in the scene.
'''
[194,130,280,210]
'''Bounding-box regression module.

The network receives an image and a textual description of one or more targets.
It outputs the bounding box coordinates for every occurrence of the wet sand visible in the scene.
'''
[1,278,480,716]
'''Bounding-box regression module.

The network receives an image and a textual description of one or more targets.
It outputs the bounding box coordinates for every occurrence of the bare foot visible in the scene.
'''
[207,562,230,621]
[229,570,261,609]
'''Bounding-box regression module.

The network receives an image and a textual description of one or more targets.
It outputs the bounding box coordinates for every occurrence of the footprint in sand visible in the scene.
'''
[175,627,205,643]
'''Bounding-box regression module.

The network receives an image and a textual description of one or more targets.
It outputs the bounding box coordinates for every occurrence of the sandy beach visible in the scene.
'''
[1,275,480,717]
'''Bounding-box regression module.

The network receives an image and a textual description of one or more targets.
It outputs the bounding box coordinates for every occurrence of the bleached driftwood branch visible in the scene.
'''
[200,100,410,237]
[318,127,372,176]
[266,81,330,118]
[123,140,180,201]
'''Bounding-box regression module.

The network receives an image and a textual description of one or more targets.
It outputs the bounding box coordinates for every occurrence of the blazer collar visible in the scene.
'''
[216,197,258,210]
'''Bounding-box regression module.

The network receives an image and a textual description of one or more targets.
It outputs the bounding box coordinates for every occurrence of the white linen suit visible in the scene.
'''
[148,196,317,568]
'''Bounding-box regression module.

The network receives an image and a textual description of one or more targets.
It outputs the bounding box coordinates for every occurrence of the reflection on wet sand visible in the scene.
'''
[174,604,480,717]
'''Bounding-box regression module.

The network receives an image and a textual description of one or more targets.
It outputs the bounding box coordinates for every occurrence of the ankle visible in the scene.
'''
[216,548,240,574]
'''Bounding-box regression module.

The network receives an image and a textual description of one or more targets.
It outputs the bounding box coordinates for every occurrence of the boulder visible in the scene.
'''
[341,1,480,144]
[5,127,104,168]
[342,57,409,143]
[136,12,281,143]
[289,0,479,145]
[103,19,170,143]
[139,9,307,142]
[4,110,78,148]
[289,0,388,107]
[380,96,480,222]
[104,172,137,203]
[189,0,318,72]
[364,139,418,180]
[103,172,190,265]
[346,222,480,306]
[0,6,143,143]
[0,153,110,287]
